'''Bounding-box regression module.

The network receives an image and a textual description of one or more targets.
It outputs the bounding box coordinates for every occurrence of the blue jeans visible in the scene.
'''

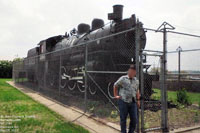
[118,99,137,133]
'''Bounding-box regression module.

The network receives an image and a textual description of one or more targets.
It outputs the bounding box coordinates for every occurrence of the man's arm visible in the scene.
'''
[113,76,123,99]
[136,89,140,100]
[113,85,121,99]
[136,88,140,108]
[136,80,140,107]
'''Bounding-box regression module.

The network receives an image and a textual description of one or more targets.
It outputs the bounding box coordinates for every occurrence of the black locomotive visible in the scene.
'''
[24,5,153,100]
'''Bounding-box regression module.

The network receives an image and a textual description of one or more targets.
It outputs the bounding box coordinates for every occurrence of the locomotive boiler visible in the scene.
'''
[25,5,153,100]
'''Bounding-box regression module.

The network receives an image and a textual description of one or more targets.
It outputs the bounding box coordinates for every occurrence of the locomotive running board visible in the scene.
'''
[61,73,83,81]
[70,76,83,80]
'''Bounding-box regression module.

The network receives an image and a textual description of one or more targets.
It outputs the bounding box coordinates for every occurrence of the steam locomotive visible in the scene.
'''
[24,5,153,99]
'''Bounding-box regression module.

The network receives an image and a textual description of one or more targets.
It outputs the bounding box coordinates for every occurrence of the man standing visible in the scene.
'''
[113,65,140,133]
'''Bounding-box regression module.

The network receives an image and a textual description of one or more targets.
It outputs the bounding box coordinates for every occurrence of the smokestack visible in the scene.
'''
[108,5,123,22]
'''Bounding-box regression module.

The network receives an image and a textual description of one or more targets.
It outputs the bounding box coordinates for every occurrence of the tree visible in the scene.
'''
[0,60,13,78]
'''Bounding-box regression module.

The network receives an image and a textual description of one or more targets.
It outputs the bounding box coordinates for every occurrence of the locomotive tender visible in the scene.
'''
[25,5,153,99]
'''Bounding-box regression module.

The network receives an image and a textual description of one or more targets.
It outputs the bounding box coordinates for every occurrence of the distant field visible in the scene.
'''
[152,88,200,104]
[0,79,89,133]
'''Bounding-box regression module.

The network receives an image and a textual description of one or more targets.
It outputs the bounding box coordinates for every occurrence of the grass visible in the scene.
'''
[0,78,89,133]
[152,88,200,104]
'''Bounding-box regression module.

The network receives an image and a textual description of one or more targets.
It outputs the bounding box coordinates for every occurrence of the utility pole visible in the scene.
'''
[176,46,182,90]
[156,22,175,132]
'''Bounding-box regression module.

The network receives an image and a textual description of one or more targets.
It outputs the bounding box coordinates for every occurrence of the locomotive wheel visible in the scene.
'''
[107,82,115,99]
[88,82,97,95]
[67,68,76,91]
[77,80,85,92]
[60,66,67,89]
[67,81,76,90]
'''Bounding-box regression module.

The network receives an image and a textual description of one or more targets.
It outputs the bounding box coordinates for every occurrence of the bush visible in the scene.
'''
[0,60,12,78]
[177,88,191,105]
[110,110,118,118]
[96,108,110,117]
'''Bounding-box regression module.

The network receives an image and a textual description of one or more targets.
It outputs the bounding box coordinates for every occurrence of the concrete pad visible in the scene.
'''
[7,81,120,133]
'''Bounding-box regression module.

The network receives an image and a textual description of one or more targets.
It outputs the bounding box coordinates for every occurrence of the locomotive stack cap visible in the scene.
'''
[129,64,136,70]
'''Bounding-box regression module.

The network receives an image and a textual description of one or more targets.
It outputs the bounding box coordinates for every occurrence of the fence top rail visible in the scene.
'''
[87,71,127,74]
[168,48,200,53]
[142,53,162,57]
[144,27,200,38]
[16,27,136,61]
[167,73,200,76]
[143,49,163,53]
[168,30,200,38]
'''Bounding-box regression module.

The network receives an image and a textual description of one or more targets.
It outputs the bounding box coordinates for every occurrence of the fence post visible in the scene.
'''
[59,55,62,97]
[37,55,40,91]
[176,46,182,90]
[156,22,174,132]
[161,27,169,132]
[140,52,145,133]
[35,56,38,91]
[84,43,88,112]
[22,59,24,84]
[44,61,47,90]
[12,62,15,82]
[135,19,140,133]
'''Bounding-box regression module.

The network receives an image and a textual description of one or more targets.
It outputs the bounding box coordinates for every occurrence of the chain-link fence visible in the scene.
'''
[167,48,200,130]
[12,25,148,131]
[12,21,200,132]
[142,25,200,132]
[139,51,162,132]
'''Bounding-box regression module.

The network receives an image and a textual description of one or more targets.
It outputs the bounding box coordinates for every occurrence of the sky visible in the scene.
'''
[0,0,200,71]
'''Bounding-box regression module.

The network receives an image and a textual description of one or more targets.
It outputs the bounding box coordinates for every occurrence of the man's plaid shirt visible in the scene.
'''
[114,75,139,103]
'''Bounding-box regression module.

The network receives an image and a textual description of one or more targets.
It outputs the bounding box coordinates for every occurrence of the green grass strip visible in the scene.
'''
[0,79,89,133]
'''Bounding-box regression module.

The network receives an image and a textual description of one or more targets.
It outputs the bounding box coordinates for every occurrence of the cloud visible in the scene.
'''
[0,0,199,70]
